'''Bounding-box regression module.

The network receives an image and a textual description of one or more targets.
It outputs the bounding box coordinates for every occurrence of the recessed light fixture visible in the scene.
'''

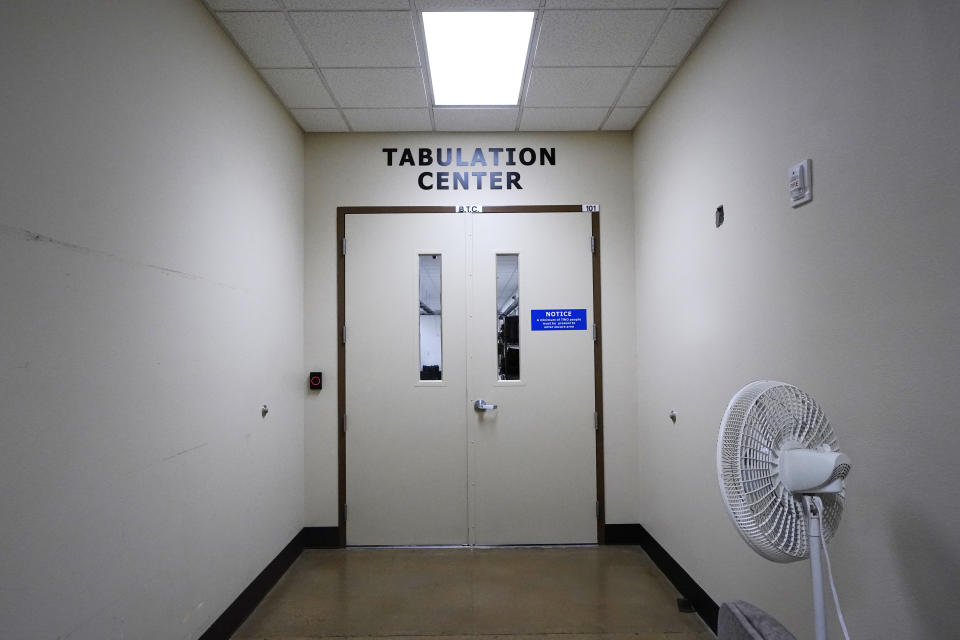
[422,12,535,106]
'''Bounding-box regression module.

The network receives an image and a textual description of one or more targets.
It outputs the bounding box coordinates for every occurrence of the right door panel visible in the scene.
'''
[469,212,598,545]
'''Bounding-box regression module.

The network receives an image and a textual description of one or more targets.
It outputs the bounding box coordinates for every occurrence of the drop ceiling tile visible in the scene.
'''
[616,66,673,106]
[291,11,419,67]
[323,68,428,108]
[602,107,646,130]
[525,67,631,107]
[535,10,664,67]
[206,0,280,9]
[519,108,609,131]
[259,68,335,108]
[419,0,540,8]
[285,0,409,8]
[545,1,670,9]
[290,108,349,132]
[434,108,519,131]
[344,109,433,132]
[641,9,715,66]
[216,12,311,68]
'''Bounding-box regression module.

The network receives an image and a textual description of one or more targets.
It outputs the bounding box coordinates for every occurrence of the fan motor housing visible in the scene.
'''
[778,449,851,494]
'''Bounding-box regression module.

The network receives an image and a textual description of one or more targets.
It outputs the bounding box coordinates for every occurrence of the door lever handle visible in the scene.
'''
[474,399,497,411]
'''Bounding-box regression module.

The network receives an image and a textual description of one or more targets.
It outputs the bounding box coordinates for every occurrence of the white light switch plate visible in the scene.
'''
[789,159,812,207]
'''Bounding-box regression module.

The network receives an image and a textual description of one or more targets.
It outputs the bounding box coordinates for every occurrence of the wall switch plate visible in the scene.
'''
[789,159,812,207]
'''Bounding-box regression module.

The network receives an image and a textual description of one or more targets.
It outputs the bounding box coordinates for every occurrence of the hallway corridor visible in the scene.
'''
[233,546,713,639]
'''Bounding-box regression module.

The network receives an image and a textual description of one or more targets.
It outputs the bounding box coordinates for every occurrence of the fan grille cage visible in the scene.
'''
[717,381,844,563]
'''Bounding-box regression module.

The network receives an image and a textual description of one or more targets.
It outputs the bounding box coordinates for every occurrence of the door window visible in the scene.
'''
[419,254,442,380]
[496,254,519,380]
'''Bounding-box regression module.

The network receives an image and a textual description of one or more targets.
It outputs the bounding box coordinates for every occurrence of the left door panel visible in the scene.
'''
[345,213,468,545]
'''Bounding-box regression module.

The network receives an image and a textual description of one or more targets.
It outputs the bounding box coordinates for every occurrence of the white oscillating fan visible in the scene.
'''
[717,381,852,640]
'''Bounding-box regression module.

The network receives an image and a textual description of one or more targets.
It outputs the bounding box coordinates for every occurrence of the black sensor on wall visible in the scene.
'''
[309,372,322,390]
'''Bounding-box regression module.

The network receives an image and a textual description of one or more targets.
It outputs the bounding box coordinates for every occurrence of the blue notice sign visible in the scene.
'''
[531,309,587,331]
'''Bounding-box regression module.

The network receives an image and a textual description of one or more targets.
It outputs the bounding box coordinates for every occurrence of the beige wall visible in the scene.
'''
[0,1,305,637]
[632,0,960,637]
[304,132,639,527]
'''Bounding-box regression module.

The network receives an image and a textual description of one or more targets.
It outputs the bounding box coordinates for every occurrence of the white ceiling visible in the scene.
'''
[204,0,725,133]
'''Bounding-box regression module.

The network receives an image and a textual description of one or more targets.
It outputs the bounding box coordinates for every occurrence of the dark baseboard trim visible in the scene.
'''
[198,530,305,640]
[604,523,719,634]
[604,523,646,544]
[302,526,341,548]
[199,526,344,639]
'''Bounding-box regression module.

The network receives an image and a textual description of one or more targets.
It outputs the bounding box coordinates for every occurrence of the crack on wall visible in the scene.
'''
[162,442,209,463]
[57,592,126,640]
[0,222,243,292]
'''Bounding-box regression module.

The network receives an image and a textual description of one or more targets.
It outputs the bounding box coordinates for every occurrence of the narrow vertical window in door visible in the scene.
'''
[419,254,442,380]
[496,254,519,380]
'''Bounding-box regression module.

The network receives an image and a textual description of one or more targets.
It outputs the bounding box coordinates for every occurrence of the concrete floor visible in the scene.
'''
[233,546,714,640]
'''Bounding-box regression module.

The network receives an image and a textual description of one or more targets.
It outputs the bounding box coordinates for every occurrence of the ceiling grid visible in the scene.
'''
[203,0,726,133]
[277,0,352,132]
[409,0,438,131]
[598,0,675,131]
[514,0,548,132]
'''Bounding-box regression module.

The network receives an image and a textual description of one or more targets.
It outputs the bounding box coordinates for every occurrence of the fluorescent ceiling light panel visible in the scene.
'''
[423,12,534,106]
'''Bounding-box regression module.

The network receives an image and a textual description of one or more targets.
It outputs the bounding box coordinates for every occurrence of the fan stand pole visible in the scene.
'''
[804,496,828,640]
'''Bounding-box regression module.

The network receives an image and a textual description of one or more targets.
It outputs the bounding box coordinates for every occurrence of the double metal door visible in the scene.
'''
[344,210,597,545]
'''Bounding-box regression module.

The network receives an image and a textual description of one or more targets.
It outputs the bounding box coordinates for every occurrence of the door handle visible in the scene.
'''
[474,399,497,412]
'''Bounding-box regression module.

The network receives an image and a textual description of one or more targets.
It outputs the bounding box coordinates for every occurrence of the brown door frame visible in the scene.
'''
[336,205,605,545]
